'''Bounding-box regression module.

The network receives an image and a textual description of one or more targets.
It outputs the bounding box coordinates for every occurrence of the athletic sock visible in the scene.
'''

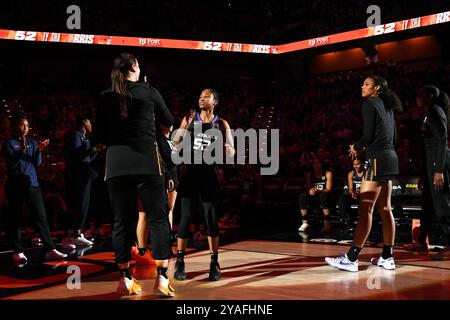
[382,245,393,259]
[157,267,168,279]
[119,268,132,280]
[347,245,362,262]
[210,252,218,264]
[137,247,147,256]
[177,250,185,261]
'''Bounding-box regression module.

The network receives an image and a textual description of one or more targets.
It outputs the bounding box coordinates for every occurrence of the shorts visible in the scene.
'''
[363,159,394,182]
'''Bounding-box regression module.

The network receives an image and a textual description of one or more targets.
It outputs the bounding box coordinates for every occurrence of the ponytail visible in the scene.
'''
[111,53,136,119]
[370,75,403,113]
[422,85,450,123]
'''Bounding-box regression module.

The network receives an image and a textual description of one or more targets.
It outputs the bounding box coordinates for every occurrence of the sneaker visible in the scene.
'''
[76,245,93,257]
[117,276,142,296]
[298,231,309,242]
[71,234,93,247]
[153,275,175,297]
[371,256,396,270]
[298,221,309,232]
[135,250,155,266]
[209,261,221,281]
[403,243,429,255]
[174,260,186,280]
[80,233,94,244]
[12,252,28,264]
[62,237,77,250]
[46,249,68,261]
[325,253,358,272]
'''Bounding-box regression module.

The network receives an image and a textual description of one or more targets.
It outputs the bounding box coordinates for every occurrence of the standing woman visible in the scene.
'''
[2,111,67,264]
[404,85,450,260]
[62,117,96,249]
[173,89,235,281]
[325,76,402,271]
[95,53,175,296]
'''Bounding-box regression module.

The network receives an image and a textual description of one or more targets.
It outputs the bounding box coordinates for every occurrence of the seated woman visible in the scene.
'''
[298,158,334,233]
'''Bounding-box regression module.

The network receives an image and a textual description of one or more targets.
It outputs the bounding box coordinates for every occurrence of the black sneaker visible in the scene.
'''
[174,260,186,280]
[209,261,221,281]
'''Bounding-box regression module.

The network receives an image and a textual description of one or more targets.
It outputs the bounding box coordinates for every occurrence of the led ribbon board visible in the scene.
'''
[0,11,449,54]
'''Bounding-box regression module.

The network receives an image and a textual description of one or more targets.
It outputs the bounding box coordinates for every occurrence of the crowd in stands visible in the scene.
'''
[1,58,449,236]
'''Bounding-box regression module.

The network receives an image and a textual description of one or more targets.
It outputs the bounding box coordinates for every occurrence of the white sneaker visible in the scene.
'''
[325,253,359,272]
[46,249,68,261]
[76,245,93,257]
[153,275,175,297]
[80,233,94,244]
[117,276,142,296]
[62,237,77,249]
[12,252,28,264]
[298,221,309,232]
[68,234,94,247]
[371,256,396,270]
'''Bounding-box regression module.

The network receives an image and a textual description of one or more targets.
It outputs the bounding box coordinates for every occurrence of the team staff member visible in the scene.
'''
[2,111,67,264]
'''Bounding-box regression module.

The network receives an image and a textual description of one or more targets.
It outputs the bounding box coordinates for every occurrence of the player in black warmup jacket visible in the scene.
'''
[95,52,175,296]
[404,85,450,260]
[325,76,402,272]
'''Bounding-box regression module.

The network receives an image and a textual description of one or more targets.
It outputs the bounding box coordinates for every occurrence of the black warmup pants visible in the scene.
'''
[65,171,92,231]
[337,193,358,223]
[419,163,450,245]
[5,177,55,253]
[298,192,332,211]
[106,174,171,263]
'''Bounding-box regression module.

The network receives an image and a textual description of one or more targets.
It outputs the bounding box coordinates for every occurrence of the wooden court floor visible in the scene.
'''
[1,240,450,300]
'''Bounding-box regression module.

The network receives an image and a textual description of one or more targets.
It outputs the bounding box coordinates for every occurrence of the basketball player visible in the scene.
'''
[325,76,402,271]
[172,88,235,281]
[404,85,450,260]
[95,53,175,296]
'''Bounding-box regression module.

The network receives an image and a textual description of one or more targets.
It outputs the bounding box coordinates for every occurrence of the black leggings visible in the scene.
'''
[337,193,358,222]
[177,168,220,239]
[5,179,55,253]
[106,174,171,263]
[65,172,92,231]
[299,192,332,211]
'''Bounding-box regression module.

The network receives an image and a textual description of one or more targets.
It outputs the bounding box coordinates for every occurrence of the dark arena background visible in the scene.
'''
[0,0,450,315]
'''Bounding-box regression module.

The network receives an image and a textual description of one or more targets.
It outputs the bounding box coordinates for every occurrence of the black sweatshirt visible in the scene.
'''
[424,104,450,173]
[95,81,173,179]
[354,96,398,176]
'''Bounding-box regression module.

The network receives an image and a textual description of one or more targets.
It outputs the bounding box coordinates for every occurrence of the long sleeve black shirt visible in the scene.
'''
[95,81,173,179]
